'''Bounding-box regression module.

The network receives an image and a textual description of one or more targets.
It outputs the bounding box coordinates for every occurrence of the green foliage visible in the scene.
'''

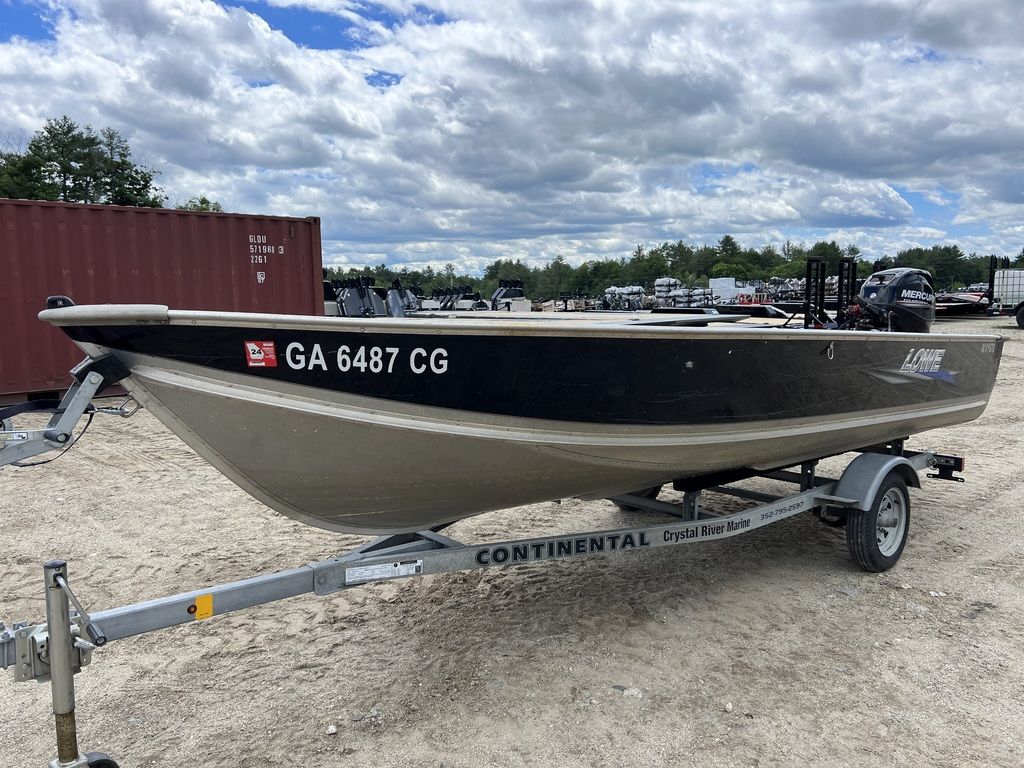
[0,115,164,207]
[806,240,845,273]
[0,150,50,200]
[326,235,1017,300]
[177,196,224,212]
[710,262,748,280]
[98,127,163,206]
[717,235,742,262]
[894,245,992,288]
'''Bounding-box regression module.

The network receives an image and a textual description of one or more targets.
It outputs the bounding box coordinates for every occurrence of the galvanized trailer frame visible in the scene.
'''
[1,369,962,767]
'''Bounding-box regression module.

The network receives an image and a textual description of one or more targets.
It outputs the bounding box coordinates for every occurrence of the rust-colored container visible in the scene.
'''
[1,199,323,401]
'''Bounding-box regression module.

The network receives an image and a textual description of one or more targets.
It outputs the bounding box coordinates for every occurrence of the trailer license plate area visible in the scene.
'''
[345,560,423,585]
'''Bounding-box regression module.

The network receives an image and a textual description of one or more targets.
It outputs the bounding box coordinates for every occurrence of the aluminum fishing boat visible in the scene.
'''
[35,300,1003,534]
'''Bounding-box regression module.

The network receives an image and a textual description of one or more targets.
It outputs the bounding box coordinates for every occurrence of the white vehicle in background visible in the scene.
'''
[992,269,1024,327]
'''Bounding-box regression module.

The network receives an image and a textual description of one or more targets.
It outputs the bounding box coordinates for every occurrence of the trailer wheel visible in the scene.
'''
[1016,306,1024,329]
[85,753,120,768]
[611,485,662,512]
[846,474,910,572]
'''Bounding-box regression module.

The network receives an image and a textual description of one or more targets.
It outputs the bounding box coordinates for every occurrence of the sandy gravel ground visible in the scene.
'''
[1,315,1021,768]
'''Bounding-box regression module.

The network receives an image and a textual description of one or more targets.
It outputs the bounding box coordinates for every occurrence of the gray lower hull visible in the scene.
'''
[112,353,988,534]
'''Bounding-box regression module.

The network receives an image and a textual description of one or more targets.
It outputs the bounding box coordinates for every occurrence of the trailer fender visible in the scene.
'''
[833,453,922,511]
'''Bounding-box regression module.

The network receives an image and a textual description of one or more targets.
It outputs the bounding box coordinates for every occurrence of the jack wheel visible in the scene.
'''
[611,485,662,512]
[85,753,120,768]
[846,473,910,572]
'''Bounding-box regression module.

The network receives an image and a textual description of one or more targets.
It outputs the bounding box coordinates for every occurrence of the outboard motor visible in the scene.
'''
[385,279,420,317]
[855,268,935,332]
[337,277,387,317]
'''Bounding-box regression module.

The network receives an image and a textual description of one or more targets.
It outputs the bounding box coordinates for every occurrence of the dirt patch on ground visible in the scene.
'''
[2,315,1022,767]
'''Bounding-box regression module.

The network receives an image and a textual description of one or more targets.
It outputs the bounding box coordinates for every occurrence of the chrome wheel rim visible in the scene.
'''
[876,488,907,557]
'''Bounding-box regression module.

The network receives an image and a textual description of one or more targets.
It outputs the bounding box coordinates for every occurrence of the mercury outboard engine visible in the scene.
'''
[853,268,935,332]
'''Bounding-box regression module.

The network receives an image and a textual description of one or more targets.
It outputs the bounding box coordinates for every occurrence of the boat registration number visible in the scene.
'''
[284,342,449,374]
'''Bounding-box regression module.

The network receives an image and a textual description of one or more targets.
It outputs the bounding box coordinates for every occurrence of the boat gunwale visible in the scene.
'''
[40,304,1005,343]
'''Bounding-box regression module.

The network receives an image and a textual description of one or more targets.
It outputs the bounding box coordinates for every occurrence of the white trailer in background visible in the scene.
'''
[992,269,1024,327]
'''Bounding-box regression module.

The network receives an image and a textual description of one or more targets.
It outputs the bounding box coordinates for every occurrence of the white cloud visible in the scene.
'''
[2,0,1023,271]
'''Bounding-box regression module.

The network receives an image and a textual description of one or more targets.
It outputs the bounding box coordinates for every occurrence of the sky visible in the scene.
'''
[1,0,1023,273]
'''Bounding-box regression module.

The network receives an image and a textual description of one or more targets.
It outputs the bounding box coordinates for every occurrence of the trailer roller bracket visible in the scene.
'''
[926,453,966,482]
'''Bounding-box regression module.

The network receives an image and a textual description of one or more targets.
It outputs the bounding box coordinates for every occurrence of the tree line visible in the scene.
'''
[327,238,1024,301]
[0,116,220,210]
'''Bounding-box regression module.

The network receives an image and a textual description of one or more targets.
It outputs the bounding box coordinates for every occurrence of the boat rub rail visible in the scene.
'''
[38,304,1004,342]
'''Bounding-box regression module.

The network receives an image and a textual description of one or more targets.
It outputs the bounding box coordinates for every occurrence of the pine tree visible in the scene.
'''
[0,116,164,207]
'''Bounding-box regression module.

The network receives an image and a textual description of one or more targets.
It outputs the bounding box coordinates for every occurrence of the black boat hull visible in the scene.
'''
[41,306,1004,533]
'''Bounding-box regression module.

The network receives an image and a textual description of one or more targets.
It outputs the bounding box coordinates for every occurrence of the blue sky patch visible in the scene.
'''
[225,2,361,49]
[902,46,947,66]
[0,0,55,43]
[893,187,990,239]
[222,2,452,51]
[365,69,402,89]
[410,4,454,27]
[895,186,955,224]
[689,161,760,194]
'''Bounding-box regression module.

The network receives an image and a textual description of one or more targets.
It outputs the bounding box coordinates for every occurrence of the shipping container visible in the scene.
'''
[1,199,323,402]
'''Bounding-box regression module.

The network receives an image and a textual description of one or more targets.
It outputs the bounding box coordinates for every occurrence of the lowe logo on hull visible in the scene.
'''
[900,347,946,373]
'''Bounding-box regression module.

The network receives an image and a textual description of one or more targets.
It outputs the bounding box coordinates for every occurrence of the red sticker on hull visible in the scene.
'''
[244,341,277,367]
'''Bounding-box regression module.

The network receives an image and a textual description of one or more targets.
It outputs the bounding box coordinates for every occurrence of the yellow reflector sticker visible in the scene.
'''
[194,594,214,621]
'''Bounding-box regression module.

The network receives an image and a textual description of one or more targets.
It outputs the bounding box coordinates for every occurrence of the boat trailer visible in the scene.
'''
[1,366,967,768]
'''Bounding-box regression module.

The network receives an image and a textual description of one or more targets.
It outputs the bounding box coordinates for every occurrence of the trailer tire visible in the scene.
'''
[846,473,910,572]
[85,753,120,768]
[611,485,662,512]
[1016,306,1024,328]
